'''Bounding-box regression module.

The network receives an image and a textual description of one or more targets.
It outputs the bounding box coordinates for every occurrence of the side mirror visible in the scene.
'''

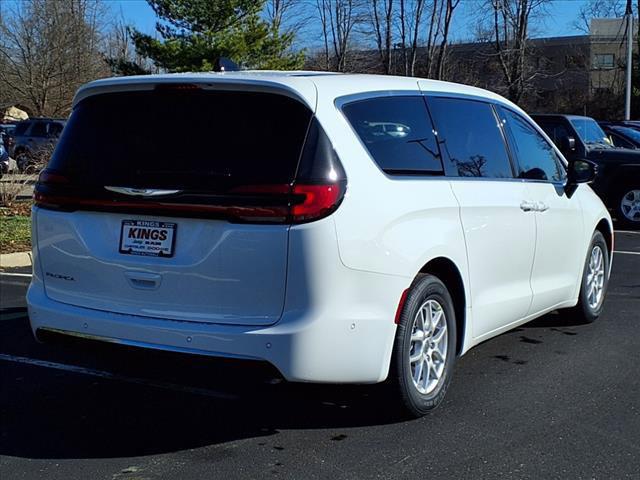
[561,135,576,154]
[565,159,597,198]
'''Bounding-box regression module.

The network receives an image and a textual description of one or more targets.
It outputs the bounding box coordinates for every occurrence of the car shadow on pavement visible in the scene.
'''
[523,311,589,328]
[0,315,406,460]
[0,302,606,460]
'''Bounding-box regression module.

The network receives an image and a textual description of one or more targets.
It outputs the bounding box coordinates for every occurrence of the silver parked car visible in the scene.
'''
[11,118,66,172]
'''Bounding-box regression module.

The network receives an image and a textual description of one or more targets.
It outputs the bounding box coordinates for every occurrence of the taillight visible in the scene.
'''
[291,183,344,223]
[33,117,348,224]
[230,181,345,223]
[34,169,72,208]
[37,169,69,185]
[289,117,347,223]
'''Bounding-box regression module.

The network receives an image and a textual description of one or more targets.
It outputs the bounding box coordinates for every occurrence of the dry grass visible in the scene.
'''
[0,173,37,207]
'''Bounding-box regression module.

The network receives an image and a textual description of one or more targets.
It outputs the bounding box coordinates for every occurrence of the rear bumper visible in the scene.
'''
[27,267,406,384]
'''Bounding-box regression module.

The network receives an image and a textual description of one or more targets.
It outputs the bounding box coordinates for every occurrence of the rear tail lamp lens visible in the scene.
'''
[291,183,344,223]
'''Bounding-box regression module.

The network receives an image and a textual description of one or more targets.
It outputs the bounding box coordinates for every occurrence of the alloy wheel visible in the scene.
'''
[409,299,448,395]
[620,189,640,223]
[586,245,605,310]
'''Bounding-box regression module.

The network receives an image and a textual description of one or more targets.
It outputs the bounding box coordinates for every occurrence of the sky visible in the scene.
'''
[105,0,608,47]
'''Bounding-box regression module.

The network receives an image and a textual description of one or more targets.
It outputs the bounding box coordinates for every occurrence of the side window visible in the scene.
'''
[499,108,565,182]
[48,123,63,137]
[426,97,513,178]
[14,122,29,136]
[30,122,48,137]
[342,96,443,174]
[537,122,570,150]
[609,132,634,149]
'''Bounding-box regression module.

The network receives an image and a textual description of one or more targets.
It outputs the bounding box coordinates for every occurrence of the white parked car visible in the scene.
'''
[28,72,613,416]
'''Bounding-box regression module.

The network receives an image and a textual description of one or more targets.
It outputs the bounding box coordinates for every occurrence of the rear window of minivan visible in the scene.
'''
[49,89,313,191]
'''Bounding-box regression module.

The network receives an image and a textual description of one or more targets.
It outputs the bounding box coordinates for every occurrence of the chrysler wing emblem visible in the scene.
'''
[104,186,182,197]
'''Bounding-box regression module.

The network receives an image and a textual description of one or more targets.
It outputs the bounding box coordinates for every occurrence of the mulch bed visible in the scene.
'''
[0,202,31,217]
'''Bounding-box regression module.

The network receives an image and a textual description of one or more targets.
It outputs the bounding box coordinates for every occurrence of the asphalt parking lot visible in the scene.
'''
[1,231,639,480]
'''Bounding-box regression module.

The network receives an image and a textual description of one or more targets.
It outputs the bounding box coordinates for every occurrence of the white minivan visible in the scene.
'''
[28,72,613,416]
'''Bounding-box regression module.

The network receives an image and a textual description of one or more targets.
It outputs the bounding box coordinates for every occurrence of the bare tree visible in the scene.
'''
[265,0,312,38]
[397,0,426,76]
[487,0,550,103]
[574,0,626,34]
[104,13,155,76]
[316,0,364,72]
[423,0,445,77]
[0,0,109,117]
[433,0,461,80]
[366,0,459,77]
[371,0,394,74]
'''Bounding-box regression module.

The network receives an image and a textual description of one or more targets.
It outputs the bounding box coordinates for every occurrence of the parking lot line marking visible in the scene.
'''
[0,272,32,278]
[0,353,238,400]
[614,250,640,256]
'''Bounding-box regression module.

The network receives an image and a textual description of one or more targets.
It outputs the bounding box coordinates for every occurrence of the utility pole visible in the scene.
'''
[625,0,633,120]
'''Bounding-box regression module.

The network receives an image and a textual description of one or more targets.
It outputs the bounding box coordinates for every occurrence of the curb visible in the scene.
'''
[0,251,32,268]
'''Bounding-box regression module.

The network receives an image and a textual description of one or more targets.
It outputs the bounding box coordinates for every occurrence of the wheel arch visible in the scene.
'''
[415,257,466,356]
[595,217,613,257]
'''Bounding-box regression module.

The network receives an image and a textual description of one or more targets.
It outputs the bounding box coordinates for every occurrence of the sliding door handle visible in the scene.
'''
[536,202,549,212]
[520,201,536,212]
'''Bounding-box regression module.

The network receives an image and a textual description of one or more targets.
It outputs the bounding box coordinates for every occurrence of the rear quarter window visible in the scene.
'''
[342,96,443,175]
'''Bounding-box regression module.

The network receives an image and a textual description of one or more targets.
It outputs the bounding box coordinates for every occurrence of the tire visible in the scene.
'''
[388,274,457,418]
[564,231,609,323]
[614,185,640,229]
[15,150,29,173]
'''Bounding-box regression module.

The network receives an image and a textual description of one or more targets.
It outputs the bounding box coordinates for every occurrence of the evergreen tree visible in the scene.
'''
[128,0,304,73]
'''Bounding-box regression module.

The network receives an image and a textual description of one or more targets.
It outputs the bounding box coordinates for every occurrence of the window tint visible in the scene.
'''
[30,122,48,137]
[14,122,29,136]
[536,121,570,149]
[342,96,443,174]
[49,90,312,190]
[48,123,63,137]
[609,132,635,149]
[499,108,564,182]
[570,117,609,146]
[612,125,640,143]
[426,97,513,178]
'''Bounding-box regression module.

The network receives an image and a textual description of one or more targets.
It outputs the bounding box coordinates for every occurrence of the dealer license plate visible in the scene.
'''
[119,220,177,257]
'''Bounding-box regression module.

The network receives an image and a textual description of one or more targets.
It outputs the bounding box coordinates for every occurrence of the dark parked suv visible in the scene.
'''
[532,114,640,228]
[11,118,66,172]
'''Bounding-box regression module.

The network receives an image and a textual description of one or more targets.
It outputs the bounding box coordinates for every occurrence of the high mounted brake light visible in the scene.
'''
[154,83,202,92]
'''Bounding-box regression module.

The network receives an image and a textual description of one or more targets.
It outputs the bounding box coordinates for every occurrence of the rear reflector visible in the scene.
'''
[394,289,410,324]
